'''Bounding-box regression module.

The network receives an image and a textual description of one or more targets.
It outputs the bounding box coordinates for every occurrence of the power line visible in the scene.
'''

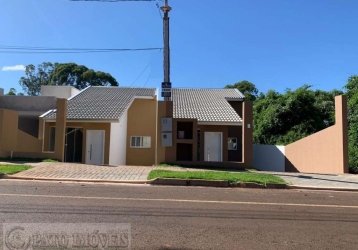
[0,45,162,54]
[69,0,159,2]
[130,63,151,87]
[143,71,152,87]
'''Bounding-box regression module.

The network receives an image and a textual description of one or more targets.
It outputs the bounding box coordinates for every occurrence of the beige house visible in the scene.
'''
[0,86,252,169]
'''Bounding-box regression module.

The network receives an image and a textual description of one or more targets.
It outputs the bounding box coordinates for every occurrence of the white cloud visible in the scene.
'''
[1,65,26,71]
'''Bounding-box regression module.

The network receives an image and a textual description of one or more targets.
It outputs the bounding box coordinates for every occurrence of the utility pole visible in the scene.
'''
[161,0,172,101]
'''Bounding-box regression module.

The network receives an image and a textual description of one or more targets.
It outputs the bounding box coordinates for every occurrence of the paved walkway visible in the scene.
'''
[5,162,358,189]
[268,172,358,189]
[11,163,155,181]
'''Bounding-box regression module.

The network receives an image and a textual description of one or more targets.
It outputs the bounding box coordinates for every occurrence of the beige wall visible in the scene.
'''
[285,95,349,174]
[126,98,157,166]
[9,99,68,161]
[0,109,18,152]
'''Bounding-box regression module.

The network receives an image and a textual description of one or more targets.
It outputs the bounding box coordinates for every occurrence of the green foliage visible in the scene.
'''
[5,88,24,96]
[253,85,342,145]
[148,170,286,184]
[225,80,258,101]
[344,76,358,173]
[0,165,32,175]
[19,62,119,96]
[42,159,59,162]
[0,157,58,162]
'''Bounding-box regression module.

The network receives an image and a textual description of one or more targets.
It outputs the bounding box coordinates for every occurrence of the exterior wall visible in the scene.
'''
[228,101,243,119]
[285,95,349,174]
[0,88,4,96]
[157,101,167,164]
[0,96,57,112]
[242,102,253,169]
[44,121,111,164]
[253,145,285,172]
[12,99,67,161]
[19,116,39,138]
[109,111,128,166]
[126,98,157,166]
[41,86,80,99]
[228,126,242,162]
[0,109,18,151]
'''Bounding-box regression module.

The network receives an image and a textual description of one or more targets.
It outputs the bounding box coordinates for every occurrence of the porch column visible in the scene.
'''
[54,98,67,162]
[242,101,253,168]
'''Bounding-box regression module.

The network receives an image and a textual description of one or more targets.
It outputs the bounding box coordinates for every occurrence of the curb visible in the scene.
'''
[288,185,358,192]
[2,175,151,184]
[151,178,288,189]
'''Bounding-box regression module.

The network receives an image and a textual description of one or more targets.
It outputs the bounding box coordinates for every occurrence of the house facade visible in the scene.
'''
[0,86,253,169]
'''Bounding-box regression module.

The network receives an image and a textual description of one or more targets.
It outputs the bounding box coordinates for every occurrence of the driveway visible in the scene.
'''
[11,163,155,182]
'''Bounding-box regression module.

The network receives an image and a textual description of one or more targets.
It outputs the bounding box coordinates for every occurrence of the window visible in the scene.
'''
[228,138,237,150]
[130,136,151,148]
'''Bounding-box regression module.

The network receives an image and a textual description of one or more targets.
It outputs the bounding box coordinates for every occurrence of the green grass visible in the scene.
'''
[0,157,58,163]
[156,163,181,168]
[42,159,59,162]
[0,164,32,175]
[148,170,286,184]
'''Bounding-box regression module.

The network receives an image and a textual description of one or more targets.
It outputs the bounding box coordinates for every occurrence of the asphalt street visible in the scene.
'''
[0,180,358,250]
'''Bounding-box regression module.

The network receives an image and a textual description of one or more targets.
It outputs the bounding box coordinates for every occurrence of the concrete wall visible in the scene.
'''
[0,96,57,112]
[285,95,349,174]
[126,98,157,166]
[253,145,285,172]
[109,110,128,166]
[41,86,80,99]
[0,88,4,96]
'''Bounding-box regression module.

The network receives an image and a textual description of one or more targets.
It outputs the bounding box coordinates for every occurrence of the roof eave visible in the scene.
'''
[198,121,242,126]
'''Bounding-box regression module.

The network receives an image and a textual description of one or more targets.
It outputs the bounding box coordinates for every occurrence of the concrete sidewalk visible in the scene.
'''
[3,162,358,191]
[267,171,358,190]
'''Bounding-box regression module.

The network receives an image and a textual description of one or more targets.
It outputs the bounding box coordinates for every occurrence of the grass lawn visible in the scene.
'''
[148,170,286,184]
[0,157,58,163]
[0,164,32,175]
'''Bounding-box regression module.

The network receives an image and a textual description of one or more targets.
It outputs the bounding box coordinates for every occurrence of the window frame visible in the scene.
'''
[130,136,151,148]
[228,137,238,151]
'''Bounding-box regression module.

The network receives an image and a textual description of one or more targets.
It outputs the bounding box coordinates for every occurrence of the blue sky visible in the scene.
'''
[1,0,358,95]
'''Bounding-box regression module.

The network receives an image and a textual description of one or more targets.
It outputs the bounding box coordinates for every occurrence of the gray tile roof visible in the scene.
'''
[172,88,244,123]
[44,86,156,120]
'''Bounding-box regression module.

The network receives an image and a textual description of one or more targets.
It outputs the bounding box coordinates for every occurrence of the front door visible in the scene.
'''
[86,130,105,165]
[204,132,222,162]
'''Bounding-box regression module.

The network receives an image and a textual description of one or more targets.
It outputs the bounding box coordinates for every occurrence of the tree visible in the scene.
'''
[225,80,259,101]
[19,62,54,96]
[49,63,119,90]
[5,88,24,96]
[344,76,358,173]
[19,62,119,96]
[6,88,17,96]
[253,85,341,145]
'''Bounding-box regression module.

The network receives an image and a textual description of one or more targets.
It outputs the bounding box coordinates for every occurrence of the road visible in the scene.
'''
[0,180,358,250]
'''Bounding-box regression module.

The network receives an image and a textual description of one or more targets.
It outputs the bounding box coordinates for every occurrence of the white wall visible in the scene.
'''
[41,86,80,99]
[109,110,128,166]
[253,145,285,172]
